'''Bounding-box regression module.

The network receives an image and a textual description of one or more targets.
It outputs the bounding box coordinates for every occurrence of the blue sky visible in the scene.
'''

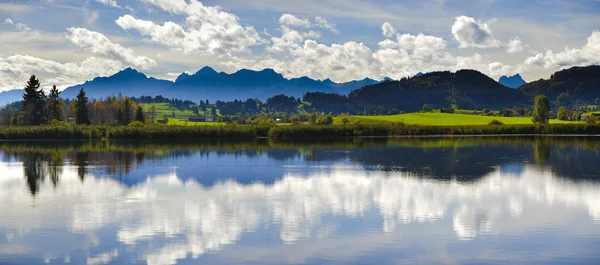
[0,0,599,91]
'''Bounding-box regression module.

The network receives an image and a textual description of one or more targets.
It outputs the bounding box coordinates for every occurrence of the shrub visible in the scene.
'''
[317,115,334,125]
[489,119,504,125]
[128,121,145,127]
[342,117,351,125]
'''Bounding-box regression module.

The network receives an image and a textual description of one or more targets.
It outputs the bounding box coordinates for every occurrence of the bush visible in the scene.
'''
[488,119,504,125]
[317,115,334,125]
[128,121,145,127]
[342,117,351,125]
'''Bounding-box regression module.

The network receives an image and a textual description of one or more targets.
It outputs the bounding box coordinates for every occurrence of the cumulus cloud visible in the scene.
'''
[116,0,263,57]
[279,14,311,28]
[315,16,339,33]
[95,0,120,8]
[4,18,13,25]
[381,22,396,38]
[66,27,156,70]
[241,30,472,83]
[489,61,520,77]
[524,30,600,69]
[0,55,123,91]
[506,37,524,53]
[116,15,261,56]
[451,16,500,48]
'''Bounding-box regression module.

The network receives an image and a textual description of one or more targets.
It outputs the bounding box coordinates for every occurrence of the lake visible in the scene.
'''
[0,137,599,265]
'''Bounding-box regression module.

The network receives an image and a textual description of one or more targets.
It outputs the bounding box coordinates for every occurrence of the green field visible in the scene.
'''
[140,103,219,118]
[333,113,578,126]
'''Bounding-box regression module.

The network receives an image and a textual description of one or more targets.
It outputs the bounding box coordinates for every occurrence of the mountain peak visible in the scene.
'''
[196,66,217,75]
[112,67,146,79]
[499,74,526,89]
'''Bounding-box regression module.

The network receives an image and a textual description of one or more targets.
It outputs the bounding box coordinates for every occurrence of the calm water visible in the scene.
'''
[1,137,600,265]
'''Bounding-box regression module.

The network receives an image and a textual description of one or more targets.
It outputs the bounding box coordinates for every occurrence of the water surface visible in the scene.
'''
[1,137,599,264]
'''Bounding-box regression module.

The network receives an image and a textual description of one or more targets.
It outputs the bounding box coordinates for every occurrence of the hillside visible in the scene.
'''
[348,70,526,112]
[518,66,600,104]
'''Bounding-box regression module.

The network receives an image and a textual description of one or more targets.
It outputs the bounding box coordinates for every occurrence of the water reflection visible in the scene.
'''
[0,137,599,265]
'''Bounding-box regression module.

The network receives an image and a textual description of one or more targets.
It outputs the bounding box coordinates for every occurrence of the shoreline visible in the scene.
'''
[0,124,599,140]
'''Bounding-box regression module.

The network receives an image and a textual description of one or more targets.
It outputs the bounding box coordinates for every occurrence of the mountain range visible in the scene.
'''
[0,67,381,106]
[498,74,527,89]
[2,65,600,110]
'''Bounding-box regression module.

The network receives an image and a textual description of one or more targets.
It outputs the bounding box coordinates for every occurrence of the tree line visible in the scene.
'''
[0,75,146,126]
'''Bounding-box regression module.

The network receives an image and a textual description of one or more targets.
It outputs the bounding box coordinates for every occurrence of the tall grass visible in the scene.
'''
[0,124,599,140]
[268,124,600,138]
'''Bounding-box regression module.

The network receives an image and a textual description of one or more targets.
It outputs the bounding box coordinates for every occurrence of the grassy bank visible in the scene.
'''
[333,113,578,126]
[0,124,599,140]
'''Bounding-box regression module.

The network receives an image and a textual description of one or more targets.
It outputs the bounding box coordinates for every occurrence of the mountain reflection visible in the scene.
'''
[0,138,599,265]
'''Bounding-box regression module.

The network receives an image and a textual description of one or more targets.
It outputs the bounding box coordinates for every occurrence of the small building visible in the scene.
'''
[440,108,455,114]
[188,116,216,122]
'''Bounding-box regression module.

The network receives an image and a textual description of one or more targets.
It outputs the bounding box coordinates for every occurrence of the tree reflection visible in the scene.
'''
[534,141,551,164]
[75,152,89,183]
[22,153,49,196]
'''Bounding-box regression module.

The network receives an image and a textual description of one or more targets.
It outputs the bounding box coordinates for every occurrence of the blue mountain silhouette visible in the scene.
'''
[498,74,526,89]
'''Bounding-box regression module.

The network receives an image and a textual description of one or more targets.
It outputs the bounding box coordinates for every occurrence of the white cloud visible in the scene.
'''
[0,55,123,91]
[94,0,120,8]
[116,15,262,56]
[4,18,13,25]
[315,16,339,33]
[451,16,500,49]
[381,22,396,38]
[279,14,311,28]
[116,1,263,57]
[489,61,519,77]
[506,37,524,53]
[524,30,600,69]
[66,27,156,70]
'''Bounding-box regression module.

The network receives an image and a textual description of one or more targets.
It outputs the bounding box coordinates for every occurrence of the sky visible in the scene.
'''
[0,0,599,92]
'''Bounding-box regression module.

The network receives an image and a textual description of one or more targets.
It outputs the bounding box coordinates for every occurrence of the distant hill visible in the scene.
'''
[498,74,526,89]
[0,89,24,107]
[518,66,600,104]
[349,70,526,112]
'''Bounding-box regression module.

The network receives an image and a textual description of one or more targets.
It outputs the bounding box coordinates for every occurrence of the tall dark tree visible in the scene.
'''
[20,75,47,125]
[74,88,90,125]
[532,95,550,124]
[135,106,145,123]
[46,85,64,122]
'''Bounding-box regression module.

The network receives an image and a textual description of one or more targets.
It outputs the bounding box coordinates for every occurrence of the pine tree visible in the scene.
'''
[20,75,46,125]
[74,88,90,125]
[123,98,133,125]
[135,106,145,124]
[46,85,64,122]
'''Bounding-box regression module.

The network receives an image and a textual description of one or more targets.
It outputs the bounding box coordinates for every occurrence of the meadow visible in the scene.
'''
[333,113,578,126]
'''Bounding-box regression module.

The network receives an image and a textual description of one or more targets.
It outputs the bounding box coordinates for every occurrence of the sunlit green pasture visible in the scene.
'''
[333,113,579,126]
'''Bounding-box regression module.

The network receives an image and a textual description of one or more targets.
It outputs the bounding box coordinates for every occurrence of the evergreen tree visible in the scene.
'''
[46,85,64,122]
[74,88,90,125]
[532,95,550,124]
[123,98,133,124]
[20,75,46,125]
[134,106,145,124]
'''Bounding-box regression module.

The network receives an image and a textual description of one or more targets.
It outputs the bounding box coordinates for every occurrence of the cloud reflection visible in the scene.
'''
[0,162,599,265]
